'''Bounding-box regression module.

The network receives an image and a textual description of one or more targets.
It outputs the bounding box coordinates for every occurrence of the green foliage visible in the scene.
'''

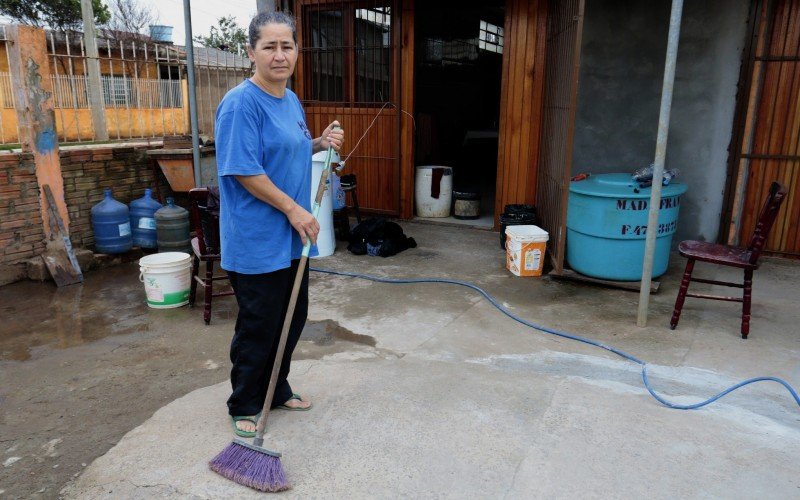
[0,0,110,31]
[194,16,247,52]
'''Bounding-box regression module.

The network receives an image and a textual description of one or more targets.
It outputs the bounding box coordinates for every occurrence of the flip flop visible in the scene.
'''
[276,393,312,411]
[230,413,261,438]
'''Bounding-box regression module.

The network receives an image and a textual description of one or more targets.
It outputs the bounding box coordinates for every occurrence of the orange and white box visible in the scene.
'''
[506,225,549,277]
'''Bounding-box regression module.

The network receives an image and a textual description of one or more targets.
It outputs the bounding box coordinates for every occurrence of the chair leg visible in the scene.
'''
[203,260,214,325]
[189,255,199,307]
[350,189,362,224]
[741,268,753,339]
[670,258,695,330]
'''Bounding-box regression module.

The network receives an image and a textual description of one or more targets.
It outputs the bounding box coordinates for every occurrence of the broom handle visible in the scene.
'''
[254,134,337,444]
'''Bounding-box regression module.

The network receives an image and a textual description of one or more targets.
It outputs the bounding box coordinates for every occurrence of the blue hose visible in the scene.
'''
[310,267,800,411]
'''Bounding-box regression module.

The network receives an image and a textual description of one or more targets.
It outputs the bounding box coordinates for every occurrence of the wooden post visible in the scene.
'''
[399,0,415,219]
[6,25,69,237]
[81,0,109,141]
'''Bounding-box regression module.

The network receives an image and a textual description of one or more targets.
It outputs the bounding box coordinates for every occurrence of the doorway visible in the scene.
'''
[413,1,506,227]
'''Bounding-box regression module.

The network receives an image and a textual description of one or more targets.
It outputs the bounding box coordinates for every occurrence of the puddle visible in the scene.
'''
[296,319,378,360]
[0,265,150,361]
[301,319,375,347]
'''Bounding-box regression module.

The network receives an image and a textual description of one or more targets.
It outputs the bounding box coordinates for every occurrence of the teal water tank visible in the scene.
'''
[566,173,688,281]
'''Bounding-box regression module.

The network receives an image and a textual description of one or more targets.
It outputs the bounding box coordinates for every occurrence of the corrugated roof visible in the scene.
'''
[175,45,252,70]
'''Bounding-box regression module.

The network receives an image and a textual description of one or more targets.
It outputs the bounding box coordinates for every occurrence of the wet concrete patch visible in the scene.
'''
[296,319,377,360]
[0,266,150,361]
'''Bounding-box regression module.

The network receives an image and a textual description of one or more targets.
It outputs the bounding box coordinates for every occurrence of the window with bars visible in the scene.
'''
[302,3,393,104]
[103,76,132,107]
[478,20,504,54]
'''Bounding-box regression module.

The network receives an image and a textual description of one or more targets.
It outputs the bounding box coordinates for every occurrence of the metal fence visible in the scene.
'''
[46,30,189,142]
[49,74,183,109]
[191,46,253,137]
[0,26,18,144]
[0,72,13,108]
[0,25,253,145]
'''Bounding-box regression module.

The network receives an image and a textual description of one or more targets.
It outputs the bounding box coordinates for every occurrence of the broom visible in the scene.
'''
[209,136,338,492]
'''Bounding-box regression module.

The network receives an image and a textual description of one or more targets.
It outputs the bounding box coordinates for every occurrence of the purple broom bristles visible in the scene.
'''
[209,442,291,492]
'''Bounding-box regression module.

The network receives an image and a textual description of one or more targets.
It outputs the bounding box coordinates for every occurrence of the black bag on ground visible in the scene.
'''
[347,217,417,257]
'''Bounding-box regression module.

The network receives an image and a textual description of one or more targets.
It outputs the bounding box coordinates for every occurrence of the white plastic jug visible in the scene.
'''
[311,150,340,258]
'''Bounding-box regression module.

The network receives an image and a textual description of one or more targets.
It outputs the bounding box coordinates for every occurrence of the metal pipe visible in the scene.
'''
[80,0,109,141]
[257,0,277,13]
[637,0,684,327]
[183,0,202,188]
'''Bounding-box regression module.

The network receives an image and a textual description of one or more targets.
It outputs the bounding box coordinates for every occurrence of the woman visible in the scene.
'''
[214,11,344,437]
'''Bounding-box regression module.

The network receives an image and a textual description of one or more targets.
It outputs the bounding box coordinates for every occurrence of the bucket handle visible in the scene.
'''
[139,263,191,282]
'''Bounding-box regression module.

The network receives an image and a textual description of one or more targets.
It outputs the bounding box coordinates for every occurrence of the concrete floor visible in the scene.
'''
[1,221,799,498]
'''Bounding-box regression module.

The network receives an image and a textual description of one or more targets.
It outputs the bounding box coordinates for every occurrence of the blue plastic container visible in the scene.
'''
[566,173,687,281]
[129,188,162,248]
[91,188,133,254]
[154,197,191,254]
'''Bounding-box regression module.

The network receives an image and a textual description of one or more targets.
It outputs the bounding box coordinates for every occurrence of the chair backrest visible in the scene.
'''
[188,187,221,257]
[746,181,788,265]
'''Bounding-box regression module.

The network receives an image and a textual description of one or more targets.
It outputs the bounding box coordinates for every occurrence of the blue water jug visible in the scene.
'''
[91,188,133,254]
[129,188,162,248]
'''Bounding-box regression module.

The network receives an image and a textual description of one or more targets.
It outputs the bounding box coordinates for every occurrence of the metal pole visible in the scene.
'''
[637,0,684,327]
[80,0,109,141]
[183,0,201,188]
[257,0,277,13]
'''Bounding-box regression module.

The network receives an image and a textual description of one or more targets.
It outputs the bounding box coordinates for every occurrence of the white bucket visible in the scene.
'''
[310,150,339,258]
[415,166,453,217]
[139,252,192,308]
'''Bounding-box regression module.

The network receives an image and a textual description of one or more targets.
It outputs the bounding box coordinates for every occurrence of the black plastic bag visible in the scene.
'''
[347,217,417,257]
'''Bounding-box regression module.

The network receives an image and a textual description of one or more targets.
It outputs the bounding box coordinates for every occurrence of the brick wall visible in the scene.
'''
[0,153,46,278]
[61,147,173,249]
[0,145,174,284]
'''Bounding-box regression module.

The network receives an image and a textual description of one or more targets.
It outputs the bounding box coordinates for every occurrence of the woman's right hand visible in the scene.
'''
[287,204,320,246]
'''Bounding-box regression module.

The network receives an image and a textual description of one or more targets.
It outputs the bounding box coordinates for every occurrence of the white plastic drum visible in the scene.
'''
[415,166,453,217]
[311,150,340,258]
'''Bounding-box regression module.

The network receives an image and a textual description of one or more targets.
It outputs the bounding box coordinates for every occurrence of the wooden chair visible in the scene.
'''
[332,173,362,241]
[670,181,788,338]
[188,188,234,325]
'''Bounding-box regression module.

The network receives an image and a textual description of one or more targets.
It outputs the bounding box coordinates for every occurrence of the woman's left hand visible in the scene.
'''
[318,121,345,152]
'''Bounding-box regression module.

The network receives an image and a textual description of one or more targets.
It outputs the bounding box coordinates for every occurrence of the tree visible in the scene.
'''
[105,0,158,40]
[194,16,247,53]
[0,0,110,31]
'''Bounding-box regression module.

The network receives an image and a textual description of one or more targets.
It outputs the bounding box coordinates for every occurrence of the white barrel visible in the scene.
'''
[311,150,339,258]
[415,166,453,217]
[138,252,192,308]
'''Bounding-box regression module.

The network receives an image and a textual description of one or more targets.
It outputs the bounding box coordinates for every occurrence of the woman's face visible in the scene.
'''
[247,23,298,85]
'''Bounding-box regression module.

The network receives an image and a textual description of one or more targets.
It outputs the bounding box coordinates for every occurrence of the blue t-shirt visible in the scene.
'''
[215,81,314,274]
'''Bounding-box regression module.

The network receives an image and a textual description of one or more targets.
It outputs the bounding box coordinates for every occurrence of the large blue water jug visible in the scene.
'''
[129,188,162,248]
[91,188,133,254]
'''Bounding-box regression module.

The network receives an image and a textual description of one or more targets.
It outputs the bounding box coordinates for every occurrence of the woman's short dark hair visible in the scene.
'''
[248,11,297,47]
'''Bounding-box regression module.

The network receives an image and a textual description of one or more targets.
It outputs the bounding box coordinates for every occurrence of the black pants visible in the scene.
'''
[226,260,309,416]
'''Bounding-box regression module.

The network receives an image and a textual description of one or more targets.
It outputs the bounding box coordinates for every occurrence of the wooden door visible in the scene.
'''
[534,0,586,273]
[724,0,800,256]
[494,0,548,225]
[294,0,402,216]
